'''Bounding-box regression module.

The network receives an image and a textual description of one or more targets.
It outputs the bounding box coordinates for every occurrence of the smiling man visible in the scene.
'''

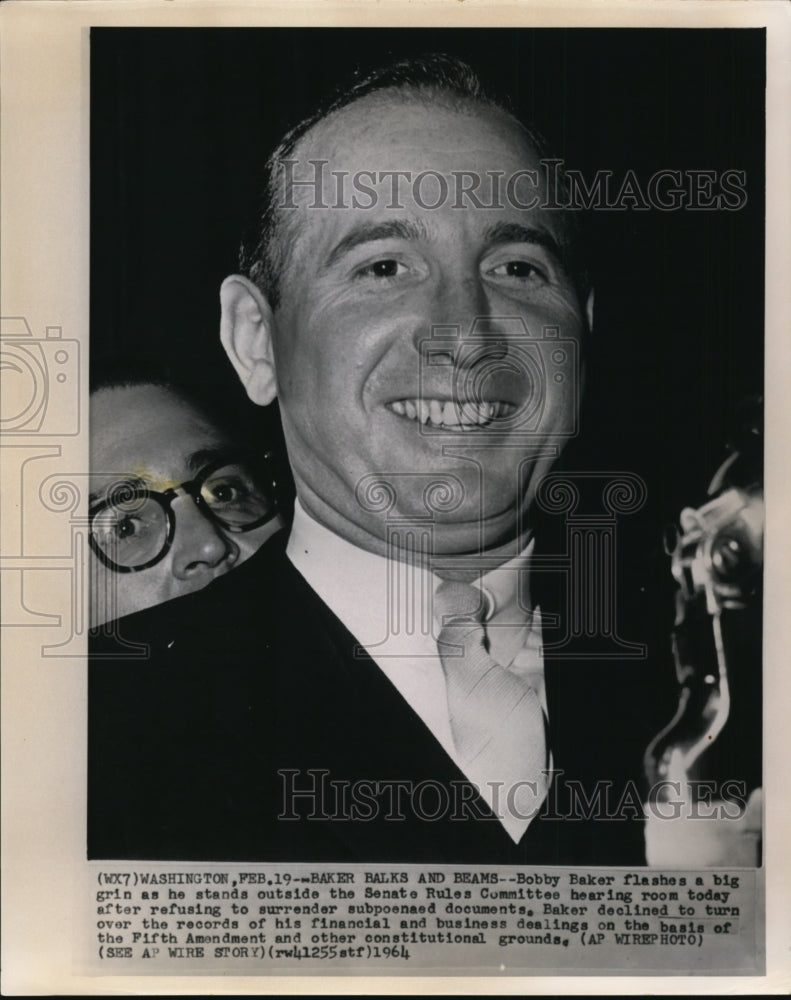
[214,52,634,858]
[222,63,590,561]
[89,55,652,864]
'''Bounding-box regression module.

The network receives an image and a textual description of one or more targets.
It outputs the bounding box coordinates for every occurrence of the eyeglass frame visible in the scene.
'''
[88,450,280,574]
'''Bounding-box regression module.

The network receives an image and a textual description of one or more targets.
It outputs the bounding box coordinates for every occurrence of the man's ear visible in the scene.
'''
[585,287,595,333]
[219,275,278,406]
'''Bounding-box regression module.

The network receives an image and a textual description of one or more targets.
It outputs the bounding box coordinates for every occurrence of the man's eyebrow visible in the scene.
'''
[89,447,234,504]
[89,475,146,506]
[483,222,566,266]
[187,445,235,474]
[323,219,431,270]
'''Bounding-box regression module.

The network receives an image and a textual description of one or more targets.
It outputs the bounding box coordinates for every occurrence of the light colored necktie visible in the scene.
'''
[435,579,548,836]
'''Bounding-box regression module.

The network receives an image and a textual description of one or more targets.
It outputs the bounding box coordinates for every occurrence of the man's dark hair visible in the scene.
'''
[238,52,589,310]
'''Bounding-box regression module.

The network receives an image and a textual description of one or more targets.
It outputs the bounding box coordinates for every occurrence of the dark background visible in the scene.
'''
[91,28,765,728]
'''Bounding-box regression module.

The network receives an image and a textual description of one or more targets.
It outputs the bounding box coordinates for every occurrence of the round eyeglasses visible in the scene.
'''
[89,453,279,573]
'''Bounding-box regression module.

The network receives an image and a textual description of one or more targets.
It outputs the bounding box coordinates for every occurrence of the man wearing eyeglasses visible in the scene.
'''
[89,374,283,627]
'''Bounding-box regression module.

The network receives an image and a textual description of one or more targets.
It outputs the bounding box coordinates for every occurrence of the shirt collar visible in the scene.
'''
[286,500,534,649]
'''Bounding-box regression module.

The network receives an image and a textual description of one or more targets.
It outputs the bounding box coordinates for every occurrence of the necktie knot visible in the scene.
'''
[434,579,488,628]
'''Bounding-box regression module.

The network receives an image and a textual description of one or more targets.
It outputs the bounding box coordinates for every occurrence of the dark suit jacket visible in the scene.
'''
[89,532,657,864]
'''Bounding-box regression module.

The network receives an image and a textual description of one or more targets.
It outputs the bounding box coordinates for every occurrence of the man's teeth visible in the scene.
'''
[388,399,512,427]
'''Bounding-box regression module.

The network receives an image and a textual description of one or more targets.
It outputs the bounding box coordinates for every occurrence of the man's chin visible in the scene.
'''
[429,511,529,558]
[371,497,528,559]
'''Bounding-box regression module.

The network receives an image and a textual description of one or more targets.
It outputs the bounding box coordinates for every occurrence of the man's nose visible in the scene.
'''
[435,271,490,329]
[419,273,508,364]
[170,495,238,579]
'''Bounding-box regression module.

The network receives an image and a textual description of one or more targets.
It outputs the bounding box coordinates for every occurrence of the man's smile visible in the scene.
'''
[386,397,517,429]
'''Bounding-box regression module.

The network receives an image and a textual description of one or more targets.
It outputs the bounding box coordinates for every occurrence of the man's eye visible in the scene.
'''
[207,481,243,504]
[204,474,260,508]
[96,513,144,544]
[114,517,139,540]
[489,260,547,280]
[357,259,407,279]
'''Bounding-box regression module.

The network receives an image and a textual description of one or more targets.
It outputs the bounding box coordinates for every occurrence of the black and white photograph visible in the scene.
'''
[1,2,790,993]
[87,26,764,864]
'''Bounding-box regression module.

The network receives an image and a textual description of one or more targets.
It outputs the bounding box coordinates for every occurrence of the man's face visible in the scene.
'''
[269,96,589,555]
[89,384,282,625]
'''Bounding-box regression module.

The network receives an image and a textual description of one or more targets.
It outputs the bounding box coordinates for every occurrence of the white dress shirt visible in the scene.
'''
[286,500,548,841]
